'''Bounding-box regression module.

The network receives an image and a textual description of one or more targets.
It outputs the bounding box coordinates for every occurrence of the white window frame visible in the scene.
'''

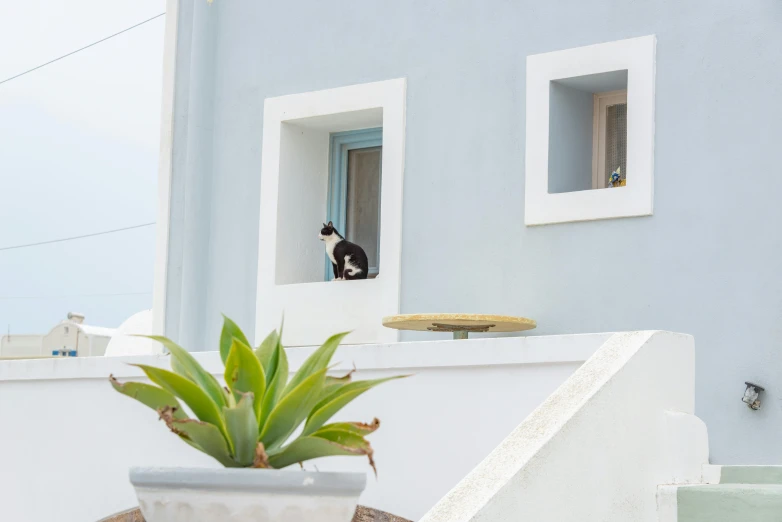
[592,89,628,190]
[525,35,656,226]
[255,79,406,347]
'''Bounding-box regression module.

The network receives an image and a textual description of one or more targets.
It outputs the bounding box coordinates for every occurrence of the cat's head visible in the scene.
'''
[319,221,340,241]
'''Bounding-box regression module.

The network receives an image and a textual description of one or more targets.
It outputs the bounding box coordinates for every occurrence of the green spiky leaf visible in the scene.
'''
[267,433,373,470]
[269,428,377,472]
[133,364,227,439]
[314,419,380,437]
[109,376,188,420]
[159,409,236,468]
[284,332,349,395]
[260,367,328,449]
[254,330,279,378]
[144,336,226,409]
[219,315,251,365]
[225,339,266,420]
[311,426,373,447]
[171,356,189,379]
[256,316,284,379]
[258,340,288,432]
[319,369,354,400]
[302,375,408,436]
[223,393,258,466]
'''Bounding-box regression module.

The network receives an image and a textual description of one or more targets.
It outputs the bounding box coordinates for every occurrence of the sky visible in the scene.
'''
[0,0,166,333]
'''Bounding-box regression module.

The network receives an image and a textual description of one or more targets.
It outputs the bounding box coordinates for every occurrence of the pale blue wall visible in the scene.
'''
[165,0,782,464]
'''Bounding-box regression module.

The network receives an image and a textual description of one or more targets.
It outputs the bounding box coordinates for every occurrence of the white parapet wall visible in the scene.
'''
[0,333,610,522]
[420,331,708,522]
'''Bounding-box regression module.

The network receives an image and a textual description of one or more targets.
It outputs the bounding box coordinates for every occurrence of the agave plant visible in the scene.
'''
[110,316,405,471]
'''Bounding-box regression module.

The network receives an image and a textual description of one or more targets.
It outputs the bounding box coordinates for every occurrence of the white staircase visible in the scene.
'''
[419,331,781,522]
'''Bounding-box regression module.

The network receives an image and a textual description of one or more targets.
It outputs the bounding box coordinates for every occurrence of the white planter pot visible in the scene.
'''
[130,467,366,522]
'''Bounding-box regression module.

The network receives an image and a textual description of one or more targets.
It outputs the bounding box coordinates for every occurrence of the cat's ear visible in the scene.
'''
[322,223,327,228]
[327,221,333,227]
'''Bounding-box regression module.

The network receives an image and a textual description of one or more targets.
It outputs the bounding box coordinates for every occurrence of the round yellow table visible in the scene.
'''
[382,313,536,340]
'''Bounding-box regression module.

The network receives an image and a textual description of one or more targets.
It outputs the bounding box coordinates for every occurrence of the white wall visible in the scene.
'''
[547,80,594,194]
[420,331,708,522]
[105,309,162,357]
[0,333,609,522]
[41,325,108,357]
[0,335,44,357]
[88,335,112,357]
[275,122,329,285]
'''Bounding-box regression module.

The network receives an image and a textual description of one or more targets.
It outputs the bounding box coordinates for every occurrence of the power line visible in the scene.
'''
[0,222,155,252]
[0,12,166,87]
[0,292,151,301]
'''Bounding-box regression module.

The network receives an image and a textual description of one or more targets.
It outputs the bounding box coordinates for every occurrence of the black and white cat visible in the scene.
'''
[319,221,369,281]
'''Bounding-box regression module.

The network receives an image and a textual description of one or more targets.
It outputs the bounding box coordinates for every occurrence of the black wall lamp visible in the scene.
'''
[742,382,764,410]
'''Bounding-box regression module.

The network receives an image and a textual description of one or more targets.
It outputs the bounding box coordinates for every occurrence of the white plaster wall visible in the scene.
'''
[41,324,83,355]
[547,81,594,194]
[275,122,329,285]
[88,334,112,357]
[0,334,608,522]
[0,335,44,357]
[420,331,703,522]
[105,310,162,357]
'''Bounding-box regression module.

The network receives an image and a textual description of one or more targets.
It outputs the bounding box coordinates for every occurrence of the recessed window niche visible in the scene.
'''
[526,36,656,225]
[256,79,406,346]
[548,70,628,194]
[275,109,383,286]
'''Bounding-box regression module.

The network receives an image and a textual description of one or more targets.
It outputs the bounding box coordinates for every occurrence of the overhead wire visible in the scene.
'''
[0,12,166,304]
[0,223,156,252]
[0,12,166,87]
[0,292,151,301]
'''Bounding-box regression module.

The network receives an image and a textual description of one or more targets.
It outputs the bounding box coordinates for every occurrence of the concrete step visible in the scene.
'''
[659,484,782,522]
[703,465,782,485]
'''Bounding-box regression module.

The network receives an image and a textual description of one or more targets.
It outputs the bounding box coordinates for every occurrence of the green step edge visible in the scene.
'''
[678,484,782,522]
[719,466,782,485]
